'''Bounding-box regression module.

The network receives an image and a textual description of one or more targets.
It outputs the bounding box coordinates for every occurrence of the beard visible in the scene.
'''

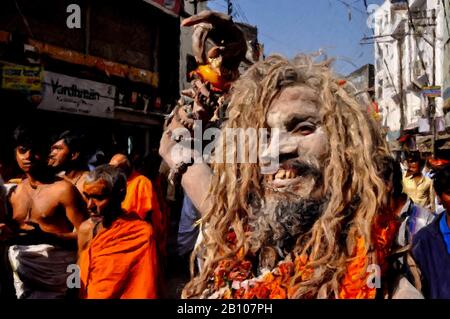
[248,160,326,272]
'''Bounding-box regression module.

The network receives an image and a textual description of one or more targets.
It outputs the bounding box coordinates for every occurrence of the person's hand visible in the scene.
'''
[181,80,217,125]
[159,118,193,169]
[0,223,14,241]
[181,10,247,70]
[20,221,53,242]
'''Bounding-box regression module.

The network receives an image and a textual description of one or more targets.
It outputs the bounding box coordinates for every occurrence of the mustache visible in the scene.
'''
[280,159,322,180]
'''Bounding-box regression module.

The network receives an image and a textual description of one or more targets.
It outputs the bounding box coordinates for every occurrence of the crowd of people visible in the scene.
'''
[0,126,174,298]
[0,9,449,299]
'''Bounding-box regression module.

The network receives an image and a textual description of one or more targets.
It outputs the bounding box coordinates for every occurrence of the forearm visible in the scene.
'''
[181,163,213,217]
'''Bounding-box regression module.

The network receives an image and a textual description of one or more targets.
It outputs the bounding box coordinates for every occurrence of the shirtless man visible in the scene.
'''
[1,125,88,299]
[48,130,89,195]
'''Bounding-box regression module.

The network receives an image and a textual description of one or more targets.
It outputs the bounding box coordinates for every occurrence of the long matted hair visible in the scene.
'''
[182,54,390,298]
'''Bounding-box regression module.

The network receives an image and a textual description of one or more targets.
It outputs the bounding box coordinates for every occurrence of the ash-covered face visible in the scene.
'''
[248,85,330,267]
[264,85,328,200]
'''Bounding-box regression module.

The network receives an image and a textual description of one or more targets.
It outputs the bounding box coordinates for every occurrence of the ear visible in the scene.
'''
[71,152,80,161]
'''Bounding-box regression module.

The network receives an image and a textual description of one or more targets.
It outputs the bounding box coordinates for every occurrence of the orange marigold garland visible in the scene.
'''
[210,214,400,299]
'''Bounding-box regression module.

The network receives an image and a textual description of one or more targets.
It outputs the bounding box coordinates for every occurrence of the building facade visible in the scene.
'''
[0,0,182,179]
[374,0,447,143]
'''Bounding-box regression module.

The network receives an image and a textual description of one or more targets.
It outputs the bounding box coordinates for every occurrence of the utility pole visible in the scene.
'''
[227,0,233,16]
[430,8,437,157]
[397,38,405,134]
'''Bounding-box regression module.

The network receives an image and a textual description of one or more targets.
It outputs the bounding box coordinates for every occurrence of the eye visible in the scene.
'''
[292,122,316,136]
[18,146,29,154]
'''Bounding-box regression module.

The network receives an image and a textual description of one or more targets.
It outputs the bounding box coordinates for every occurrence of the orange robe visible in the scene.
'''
[121,172,166,256]
[79,215,159,299]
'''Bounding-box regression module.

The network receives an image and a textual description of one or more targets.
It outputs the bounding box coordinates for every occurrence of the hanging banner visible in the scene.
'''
[142,0,181,17]
[1,65,42,91]
[38,71,115,118]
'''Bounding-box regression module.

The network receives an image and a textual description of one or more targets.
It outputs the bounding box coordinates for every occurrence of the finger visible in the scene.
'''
[191,23,211,65]
[181,10,231,27]
[207,46,225,59]
[181,89,196,99]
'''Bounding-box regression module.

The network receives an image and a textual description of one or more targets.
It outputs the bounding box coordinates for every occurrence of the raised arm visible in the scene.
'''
[159,119,213,217]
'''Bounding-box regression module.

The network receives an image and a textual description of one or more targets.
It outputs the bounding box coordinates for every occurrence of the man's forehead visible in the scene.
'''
[267,86,321,124]
[84,179,110,194]
[16,144,44,154]
[277,85,317,101]
[52,139,67,147]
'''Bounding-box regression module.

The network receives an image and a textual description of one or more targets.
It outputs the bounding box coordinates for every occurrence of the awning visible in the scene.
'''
[28,39,159,88]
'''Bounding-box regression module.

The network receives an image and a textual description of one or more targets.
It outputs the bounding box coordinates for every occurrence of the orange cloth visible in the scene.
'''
[122,172,159,220]
[122,172,166,256]
[79,216,159,299]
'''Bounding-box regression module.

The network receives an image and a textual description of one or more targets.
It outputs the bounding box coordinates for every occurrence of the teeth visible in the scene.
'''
[265,169,299,182]
[275,169,285,179]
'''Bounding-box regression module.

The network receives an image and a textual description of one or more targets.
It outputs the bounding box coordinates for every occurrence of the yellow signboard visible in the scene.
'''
[1,65,42,91]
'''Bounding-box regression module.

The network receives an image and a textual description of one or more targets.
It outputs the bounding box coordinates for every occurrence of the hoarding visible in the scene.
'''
[38,71,115,118]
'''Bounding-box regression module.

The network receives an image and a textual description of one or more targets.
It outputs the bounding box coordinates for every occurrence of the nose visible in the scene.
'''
[87,199,96,212]
[261,130,299,161]
[23,150,32,160]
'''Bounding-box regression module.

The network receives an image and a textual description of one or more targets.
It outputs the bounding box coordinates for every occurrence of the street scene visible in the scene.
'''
[0,0,449,300]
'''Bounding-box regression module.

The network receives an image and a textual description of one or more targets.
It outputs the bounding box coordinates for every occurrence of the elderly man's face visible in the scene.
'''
[83,179,112,218]
[248,85,329,260]
[264,85,328,200]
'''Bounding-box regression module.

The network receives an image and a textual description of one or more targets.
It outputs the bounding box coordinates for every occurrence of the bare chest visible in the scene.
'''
[11,184,62,222]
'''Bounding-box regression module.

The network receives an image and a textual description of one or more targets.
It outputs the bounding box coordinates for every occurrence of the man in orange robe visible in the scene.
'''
[109,154,166,256]
[78,165,159,299]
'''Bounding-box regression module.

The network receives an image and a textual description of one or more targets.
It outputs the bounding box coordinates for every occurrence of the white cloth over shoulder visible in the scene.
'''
[8,244,76,299]
[392,276,424,299]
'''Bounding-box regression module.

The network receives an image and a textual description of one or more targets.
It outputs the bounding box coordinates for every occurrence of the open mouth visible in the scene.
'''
[264,167,302,188]
[22,162,32,168]
[263,158,321,190]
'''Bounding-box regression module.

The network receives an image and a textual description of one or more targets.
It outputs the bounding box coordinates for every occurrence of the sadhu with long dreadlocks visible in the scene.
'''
[160,54,422,299]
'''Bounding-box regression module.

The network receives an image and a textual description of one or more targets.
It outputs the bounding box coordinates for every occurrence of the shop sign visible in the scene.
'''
[422,86,441,97]
[1,65,42,91]
[143,0,181,17]
[38,71,115,118]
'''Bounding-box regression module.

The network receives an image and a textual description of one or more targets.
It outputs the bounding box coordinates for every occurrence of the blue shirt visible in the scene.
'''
[412,213,450,299]
[439,212,450,254]
[177,193,201,256]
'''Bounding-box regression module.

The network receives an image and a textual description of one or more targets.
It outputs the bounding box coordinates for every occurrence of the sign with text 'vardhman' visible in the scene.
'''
[38,71,115,118]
